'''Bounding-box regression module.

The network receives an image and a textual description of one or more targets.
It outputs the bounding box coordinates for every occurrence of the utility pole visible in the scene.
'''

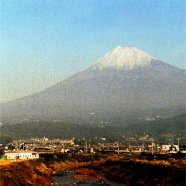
[128,141,130,153]
[118,142,119,154]
[84,141,87,153]
[63,143,64,153]
[142,140,144,152]
[149,138,154,155]
[178,138,181,151]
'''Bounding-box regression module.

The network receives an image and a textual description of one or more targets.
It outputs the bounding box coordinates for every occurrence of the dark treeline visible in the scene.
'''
[0,114,185,144]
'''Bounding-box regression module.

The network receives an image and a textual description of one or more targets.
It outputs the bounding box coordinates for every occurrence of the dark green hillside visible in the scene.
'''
[127,114,185,143]
[0,121,126,143]
[140,114,185,136]
[0,114,185,144]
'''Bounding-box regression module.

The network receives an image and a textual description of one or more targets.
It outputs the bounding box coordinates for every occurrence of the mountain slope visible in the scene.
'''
[1,47,185,123]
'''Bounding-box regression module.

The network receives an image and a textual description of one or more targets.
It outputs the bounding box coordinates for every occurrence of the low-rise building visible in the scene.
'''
[162,145,179,152]
[5,151,39,161]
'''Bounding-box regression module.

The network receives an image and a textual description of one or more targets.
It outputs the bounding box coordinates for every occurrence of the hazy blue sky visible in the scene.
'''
[0,0,185,102]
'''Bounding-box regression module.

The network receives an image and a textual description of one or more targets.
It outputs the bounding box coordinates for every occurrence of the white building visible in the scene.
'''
[5,151,39,161]
[162,145,179,152]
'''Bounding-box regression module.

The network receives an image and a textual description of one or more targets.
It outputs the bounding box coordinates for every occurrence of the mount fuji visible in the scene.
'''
[1,46,185,123]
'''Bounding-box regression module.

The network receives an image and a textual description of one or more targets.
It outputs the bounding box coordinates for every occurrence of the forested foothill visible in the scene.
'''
[0,114,185,145]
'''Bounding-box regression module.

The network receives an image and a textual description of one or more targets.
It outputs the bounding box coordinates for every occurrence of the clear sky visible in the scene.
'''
[0,0,185,102]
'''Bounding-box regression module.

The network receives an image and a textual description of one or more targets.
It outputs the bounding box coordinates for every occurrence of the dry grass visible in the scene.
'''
[0,159,12,166]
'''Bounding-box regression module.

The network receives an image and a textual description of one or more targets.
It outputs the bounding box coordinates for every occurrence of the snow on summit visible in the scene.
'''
[91,46,155,70]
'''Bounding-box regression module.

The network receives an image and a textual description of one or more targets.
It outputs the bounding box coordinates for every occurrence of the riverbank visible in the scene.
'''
[0,160,52,186]
[98,158,185,185]
[0,153,185,185]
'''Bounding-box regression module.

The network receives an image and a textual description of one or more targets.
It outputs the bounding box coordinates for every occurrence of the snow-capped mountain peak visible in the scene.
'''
[90,46,155,70]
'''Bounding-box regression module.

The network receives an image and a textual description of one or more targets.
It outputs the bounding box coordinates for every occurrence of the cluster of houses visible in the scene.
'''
[2,137,76,162]
[1,137,185,162]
